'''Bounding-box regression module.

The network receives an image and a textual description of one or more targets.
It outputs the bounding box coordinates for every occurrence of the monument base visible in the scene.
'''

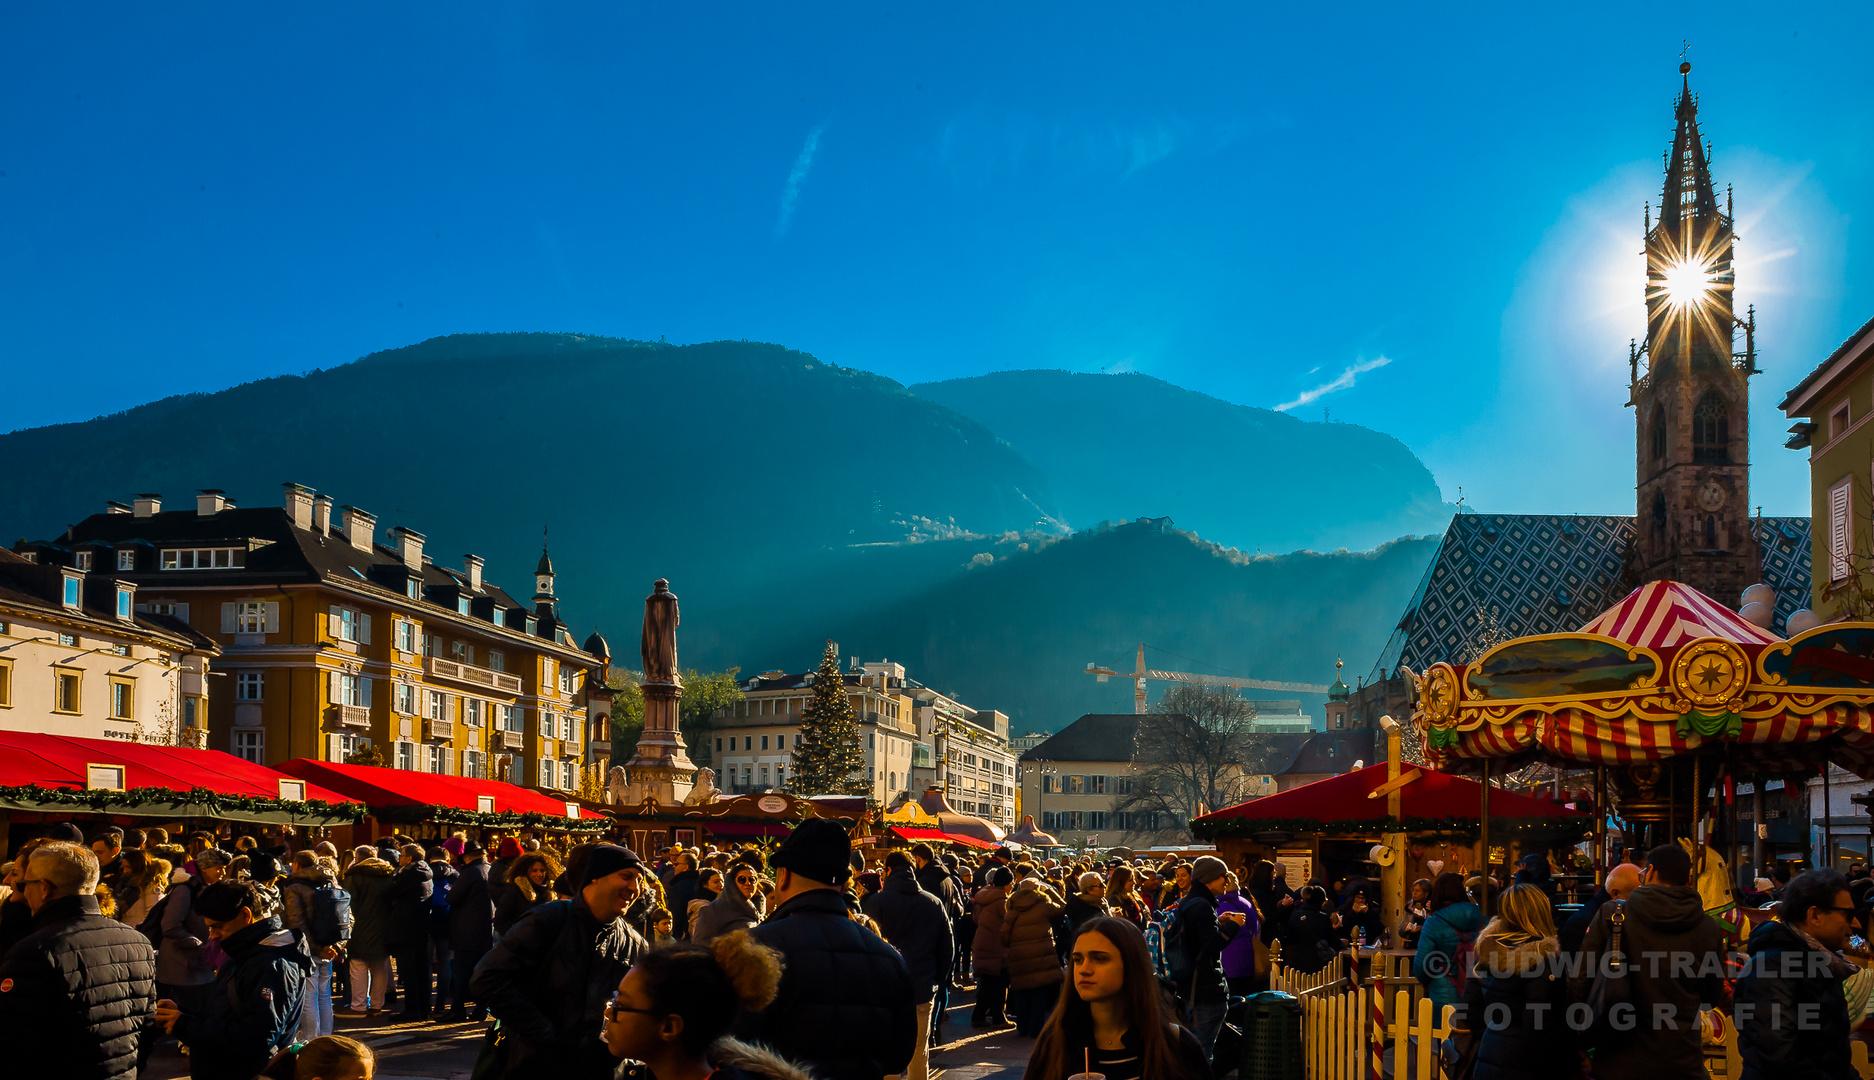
[620,678,695,806]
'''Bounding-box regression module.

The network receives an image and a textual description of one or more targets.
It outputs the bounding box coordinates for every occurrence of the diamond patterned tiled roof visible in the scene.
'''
[1366,514,1812,681]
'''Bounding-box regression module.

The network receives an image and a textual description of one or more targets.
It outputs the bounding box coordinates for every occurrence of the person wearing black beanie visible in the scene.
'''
[155,880,312,1080]
[741,820,918,1080]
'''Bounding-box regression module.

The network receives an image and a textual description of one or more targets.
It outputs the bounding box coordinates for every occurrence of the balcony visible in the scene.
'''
[425,717,454,740]
[495,729,523,751]
[428,656,524,695]
[328,705,370,729]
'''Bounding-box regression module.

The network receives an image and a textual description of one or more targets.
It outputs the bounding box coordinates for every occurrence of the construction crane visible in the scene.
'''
[1085,643,1331,714]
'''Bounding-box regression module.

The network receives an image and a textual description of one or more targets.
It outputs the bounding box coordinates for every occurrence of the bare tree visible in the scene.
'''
[1118,682,1268,841]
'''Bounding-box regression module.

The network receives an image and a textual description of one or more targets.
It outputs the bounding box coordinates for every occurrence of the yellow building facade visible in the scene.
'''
[1781,316,1874,621]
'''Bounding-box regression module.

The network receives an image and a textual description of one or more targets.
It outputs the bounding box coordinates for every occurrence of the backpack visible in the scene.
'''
[137,890,172,949]
[1163,902,1194,984]
[310,883,353,945]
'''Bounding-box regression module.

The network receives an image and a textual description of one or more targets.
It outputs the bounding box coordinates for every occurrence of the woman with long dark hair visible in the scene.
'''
[1023,916,1210,1080]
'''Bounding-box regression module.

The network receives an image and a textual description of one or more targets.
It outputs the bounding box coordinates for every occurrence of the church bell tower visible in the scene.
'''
[1625,62,1761,607]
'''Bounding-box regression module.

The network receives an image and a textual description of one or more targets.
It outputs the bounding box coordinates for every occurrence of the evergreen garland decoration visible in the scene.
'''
[372,802,608,832]
[789,640,869,797]
[0,784,366,823]
[1193,813,1594,844]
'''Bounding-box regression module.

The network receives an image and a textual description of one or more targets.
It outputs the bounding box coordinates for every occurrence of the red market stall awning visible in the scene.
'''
[0,731,362,825]
[1192,762,1590,839]
[275,758,602,830]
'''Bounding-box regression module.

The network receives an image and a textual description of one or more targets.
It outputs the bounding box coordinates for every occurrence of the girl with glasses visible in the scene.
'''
[692,867,765,945]
[604,932,809,1080]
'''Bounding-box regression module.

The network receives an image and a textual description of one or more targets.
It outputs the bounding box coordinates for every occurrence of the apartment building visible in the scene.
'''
[709,657,1013,810]
[0,549,218,745]
[908,681,1015,827]
[21,486,607,794]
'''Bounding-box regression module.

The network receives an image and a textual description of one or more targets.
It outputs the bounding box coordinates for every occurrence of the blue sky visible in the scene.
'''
[3,4,1870,520]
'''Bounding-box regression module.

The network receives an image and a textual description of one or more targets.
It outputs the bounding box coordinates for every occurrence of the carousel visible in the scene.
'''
[1408,579,1874,927]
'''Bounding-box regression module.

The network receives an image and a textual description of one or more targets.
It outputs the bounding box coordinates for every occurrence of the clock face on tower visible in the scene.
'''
[1698,480,1728,511]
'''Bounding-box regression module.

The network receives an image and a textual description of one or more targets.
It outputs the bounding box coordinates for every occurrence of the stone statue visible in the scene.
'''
[641,579,680,683]
[682,767,721,806]
[605,765,630,805]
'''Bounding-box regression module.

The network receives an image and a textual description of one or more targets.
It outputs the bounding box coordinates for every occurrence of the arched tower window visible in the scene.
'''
[1650,408,1668,461]
[1693,391,1730,464]
[1652,491,1668,539]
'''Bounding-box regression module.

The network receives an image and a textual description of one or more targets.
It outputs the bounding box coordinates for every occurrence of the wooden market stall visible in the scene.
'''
[1192,760,1591,900]
[275,757,603,846]
[606,790,873,857]
[0,730,364,854]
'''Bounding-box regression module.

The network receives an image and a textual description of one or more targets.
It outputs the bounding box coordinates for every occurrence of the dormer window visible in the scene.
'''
[405,579,419,600]
[117,549,136,571]
[116,587,133,620]
[456,596,470,615]
[62,575,81,610]
[75,551,93,572]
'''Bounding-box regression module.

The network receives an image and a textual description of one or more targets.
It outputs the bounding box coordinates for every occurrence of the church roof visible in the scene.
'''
[1365,512,1811,682]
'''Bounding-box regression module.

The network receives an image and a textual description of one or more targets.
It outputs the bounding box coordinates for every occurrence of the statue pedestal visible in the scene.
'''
[621,678,695,806]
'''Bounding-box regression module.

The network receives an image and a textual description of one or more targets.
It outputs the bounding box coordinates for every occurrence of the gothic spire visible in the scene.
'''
[1658,62,1721,232]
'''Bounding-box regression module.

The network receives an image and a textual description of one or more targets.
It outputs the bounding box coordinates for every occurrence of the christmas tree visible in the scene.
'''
[789,640,869,796]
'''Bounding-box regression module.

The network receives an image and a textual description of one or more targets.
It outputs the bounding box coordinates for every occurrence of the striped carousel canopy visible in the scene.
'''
[1410,580,1874,778]
[1577,580,1782,649]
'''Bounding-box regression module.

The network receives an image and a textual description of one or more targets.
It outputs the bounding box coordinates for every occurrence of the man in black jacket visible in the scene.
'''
[386,843,434,1019]
[908,843,960,1040]
[1557,862,1639,955]
[155,880,310,1080]
[1735,868,1856,1080]
[446,841,494,1022]
[471,844,648,1080]
[1174,855,1245,1059]
[742,819,916,1080]
[0,841,156,1080]
[864,851,954,1080]
[1567,843,1725,1080]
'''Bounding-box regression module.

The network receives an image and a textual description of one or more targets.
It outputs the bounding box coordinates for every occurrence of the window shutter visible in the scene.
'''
[329,605,343,638]
[221,603,237,634]
[264,602,280,634]
[1832,479,1853,581]
[329,734,344,760]
[360,677,373,709]
[359,613,372,645]
[328,670,342,703]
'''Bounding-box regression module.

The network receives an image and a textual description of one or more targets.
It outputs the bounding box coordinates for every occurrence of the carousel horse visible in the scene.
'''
[1678,836,1751,940]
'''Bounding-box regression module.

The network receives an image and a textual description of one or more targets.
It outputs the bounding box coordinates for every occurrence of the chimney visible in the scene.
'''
[196,489,228,516]
[311,495,334,535]
[341,506,376,553]
[391,527,425,571]
[283,483,315,530]
[132,494,162,518]
[464,554,484,592]
[105,501,132,516]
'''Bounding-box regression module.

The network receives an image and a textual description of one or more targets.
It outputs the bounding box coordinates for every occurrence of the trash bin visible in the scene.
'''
[1240,990,1303,1080]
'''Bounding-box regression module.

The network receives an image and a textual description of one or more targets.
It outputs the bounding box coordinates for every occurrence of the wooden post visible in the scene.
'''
[1379,716,1407,947]
[1595,763,1607,888]
[1479,757,1492,913]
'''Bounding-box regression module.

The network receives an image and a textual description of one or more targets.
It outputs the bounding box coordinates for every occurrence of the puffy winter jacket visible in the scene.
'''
[155,872,214,986]
[1462,932,1575,1080]
[470,892,648,1080]
[173,916,311,1080]
[692,885,763,946]
[740,887,917,1080]
[1000,882,1065,990]
[970,885,1009,973]
[342,859,397,962]
[386,858,434,947]
[1734,917,1855,1080]
[1565,884,1725,1080]
[914,861,960,919]
[1413,901,1482,1010]
[1215,890,1262,980]
[448,860,495,953]
[862,870,953,1000]
[0,893,157,1080]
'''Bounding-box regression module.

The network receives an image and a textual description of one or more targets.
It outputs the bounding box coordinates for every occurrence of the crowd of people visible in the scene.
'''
[9,820,1874,1080]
